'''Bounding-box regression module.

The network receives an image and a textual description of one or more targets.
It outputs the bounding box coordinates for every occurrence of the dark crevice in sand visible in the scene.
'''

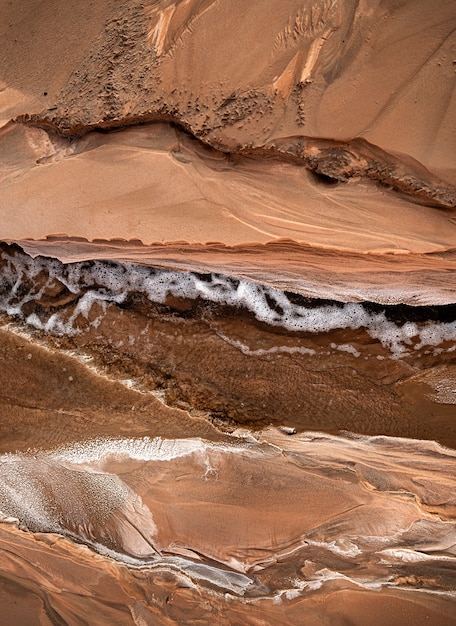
[14,114,456,209]
[1,242,456,448]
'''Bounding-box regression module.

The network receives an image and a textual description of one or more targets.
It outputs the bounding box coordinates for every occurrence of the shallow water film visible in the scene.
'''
[0,246,455,625]
[1,0,456,624]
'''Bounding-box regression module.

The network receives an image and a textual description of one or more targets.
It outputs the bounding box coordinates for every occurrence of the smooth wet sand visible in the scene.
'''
[1,0,456,623]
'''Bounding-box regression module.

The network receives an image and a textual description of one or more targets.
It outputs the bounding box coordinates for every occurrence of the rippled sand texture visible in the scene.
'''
[1,0,456,624]
[1,0,456,306]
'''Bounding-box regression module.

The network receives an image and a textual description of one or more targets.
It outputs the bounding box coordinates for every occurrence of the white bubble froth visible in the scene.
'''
[1,249,455,356]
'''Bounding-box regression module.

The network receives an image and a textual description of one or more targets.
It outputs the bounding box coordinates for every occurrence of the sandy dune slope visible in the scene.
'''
[1,2,456,625]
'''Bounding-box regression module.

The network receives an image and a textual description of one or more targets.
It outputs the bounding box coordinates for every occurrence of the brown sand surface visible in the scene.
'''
[2,523,455,626]
[3,0,455,179]
[0,120,455,306]
[0,248,455,622]
[1,241,456,443]
[16,236,456,306]
[1,0,455,306]
[0,0,114,128]
[0,421,455,625]
[3,274,455,446]
[1,409,456,625]
[1,1,456,624]
[0,324,228,453]
[3,122,455,249]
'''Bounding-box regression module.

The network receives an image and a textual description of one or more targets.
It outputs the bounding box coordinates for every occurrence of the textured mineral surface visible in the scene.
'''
[0,1,455,624]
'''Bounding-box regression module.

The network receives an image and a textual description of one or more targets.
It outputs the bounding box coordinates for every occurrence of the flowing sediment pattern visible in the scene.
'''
[1,243,456,446]
[0,246,455,624]
[1,0,456,623]
[1,432,456,625]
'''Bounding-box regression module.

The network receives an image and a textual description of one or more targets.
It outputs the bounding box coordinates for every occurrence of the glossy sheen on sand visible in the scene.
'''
[1,1,456,624]
[1,430,456,625]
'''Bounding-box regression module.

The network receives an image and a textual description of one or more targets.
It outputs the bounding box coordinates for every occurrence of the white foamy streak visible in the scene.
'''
[379,549,456,564]
[0,455,58,532]
[1,248,456,355]
[49,436,270,467]
[50,436,209,464]
[2,433,456,599]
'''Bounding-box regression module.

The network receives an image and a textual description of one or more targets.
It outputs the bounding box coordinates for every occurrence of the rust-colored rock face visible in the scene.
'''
[1,1,456,624]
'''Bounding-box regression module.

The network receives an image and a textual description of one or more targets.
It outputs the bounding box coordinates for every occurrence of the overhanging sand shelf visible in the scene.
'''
[1,120,456,305]
[1,1,456,624]
[1,0,456,305]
